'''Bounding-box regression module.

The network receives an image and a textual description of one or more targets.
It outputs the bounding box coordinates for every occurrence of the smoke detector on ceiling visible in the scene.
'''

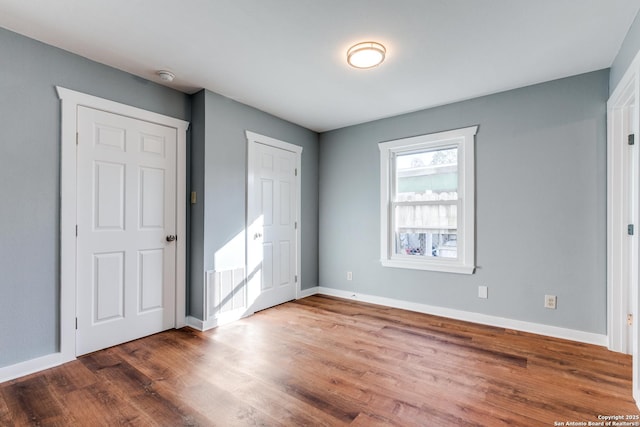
[156,70,176,82]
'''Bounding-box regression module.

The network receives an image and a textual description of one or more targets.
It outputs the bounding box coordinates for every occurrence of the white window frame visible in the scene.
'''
[379,126,478,274]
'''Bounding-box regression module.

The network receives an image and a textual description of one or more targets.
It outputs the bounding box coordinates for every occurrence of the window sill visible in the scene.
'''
[380,259,475,275]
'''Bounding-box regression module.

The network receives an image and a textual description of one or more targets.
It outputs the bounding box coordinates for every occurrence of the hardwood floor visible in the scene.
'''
[1,295,638,426]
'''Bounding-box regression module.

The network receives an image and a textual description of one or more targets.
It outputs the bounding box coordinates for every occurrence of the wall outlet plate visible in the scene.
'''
[347,271,353,281]
[544,294,557,309]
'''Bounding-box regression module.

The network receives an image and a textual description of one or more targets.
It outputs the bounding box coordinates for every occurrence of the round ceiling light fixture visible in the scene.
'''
[347,41,386,69]
[156,70,176,82]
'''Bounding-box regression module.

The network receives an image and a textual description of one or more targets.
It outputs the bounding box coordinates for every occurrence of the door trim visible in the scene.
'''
[245,131,303,302]
[608,77,637,356]
[57,87,189,360]
[608,49,640,407]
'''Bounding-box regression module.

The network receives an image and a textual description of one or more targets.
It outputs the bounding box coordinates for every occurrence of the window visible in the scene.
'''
[379,126,478,274]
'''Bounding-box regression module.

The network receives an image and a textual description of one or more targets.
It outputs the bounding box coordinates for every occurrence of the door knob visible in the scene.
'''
[166,235,177,242]
[254,232,263,240]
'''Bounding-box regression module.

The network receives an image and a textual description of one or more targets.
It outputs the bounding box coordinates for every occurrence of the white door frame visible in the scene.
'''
[245,131,303,303]
[57,87,189,361]
[608,53,640,406]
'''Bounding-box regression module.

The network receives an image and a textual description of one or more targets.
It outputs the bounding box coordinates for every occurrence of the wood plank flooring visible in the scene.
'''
[1,295,638,426]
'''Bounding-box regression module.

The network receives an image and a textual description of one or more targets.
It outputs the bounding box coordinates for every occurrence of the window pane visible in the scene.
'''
[395,231,457,258]
[393,146,458,259]
[395,147,458,202]
[394,204,457,229]
[394,203,457,259]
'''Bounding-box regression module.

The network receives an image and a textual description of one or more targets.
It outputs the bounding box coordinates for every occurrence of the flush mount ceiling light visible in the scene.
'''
[347,41,386,69]
[156,70,176,82]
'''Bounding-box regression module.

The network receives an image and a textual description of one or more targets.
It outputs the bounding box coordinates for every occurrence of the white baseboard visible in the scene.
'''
[0,352,73,384]
[186,315,219,331]
[314,286,608,347]
[187,309,253,332]
[186,316,205,331]
[297,286,320,299]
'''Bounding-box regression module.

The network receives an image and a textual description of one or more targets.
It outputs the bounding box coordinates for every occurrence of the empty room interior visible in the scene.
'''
[3,1,640,425]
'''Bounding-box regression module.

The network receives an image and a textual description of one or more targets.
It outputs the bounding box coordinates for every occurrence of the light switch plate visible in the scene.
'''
[478,286,488,299]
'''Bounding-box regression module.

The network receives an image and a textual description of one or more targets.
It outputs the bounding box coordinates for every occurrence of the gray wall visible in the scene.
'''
[189,89,319,320]
[611,9,640,92]
[0,27,190,368]
[189,91,207,318]
[319,70,608,334]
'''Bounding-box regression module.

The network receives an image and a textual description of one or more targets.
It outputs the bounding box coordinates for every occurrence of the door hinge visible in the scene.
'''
[294,221,297,230]
[76,225,78,236]
[75,317,78,330]
[294,168,298,177]
[629,134,635,146]
[629,224,635,236]
[295,275,298,283]
[628,313,633,326]
[190,191,197,204]
[76,132,79,145]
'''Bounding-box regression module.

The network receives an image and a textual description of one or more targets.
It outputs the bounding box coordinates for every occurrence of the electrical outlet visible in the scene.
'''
[544,295,557,309]
[478,285,488,299]
[347,271,353,281]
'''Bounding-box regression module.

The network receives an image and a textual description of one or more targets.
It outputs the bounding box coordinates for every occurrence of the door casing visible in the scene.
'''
[57,87,189,360]
[608,54,640,408]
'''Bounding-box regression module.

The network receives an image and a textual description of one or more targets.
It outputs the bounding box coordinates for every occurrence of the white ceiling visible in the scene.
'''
[1,0,638,132]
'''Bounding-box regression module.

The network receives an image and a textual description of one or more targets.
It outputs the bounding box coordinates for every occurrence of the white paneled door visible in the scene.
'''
[247,139,298,313]
[76,106,177,355]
